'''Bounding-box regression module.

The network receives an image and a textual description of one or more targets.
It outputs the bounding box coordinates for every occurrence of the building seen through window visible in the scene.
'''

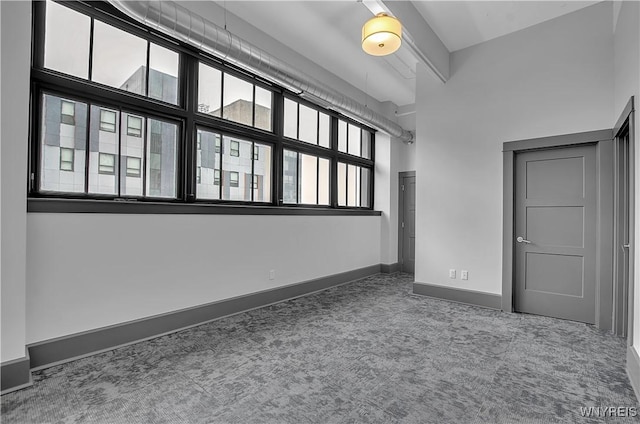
[32,0,374,210]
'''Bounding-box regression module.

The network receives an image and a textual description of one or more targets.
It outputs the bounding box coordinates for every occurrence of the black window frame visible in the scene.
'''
[28,0,378,215]
[230,140,240,157]
[99,109,117,133]
[127,115,143,137]
[98,152,116,175]
[60,100,75,125]
[59,147,75,171]
[228,171,239,188]
[126,156,142,177]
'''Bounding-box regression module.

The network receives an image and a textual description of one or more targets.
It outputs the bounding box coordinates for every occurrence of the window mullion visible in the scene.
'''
[142,117,148,197]
[316,156,319,205]
[88,18,95,80]
[184,55,197,202]
[83,100,91,194]
[117,110,123,197]
[330,116,338,208]
[145,41,151,97]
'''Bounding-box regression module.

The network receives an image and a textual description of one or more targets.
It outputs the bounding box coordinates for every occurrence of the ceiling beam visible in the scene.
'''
[362,0,450,83]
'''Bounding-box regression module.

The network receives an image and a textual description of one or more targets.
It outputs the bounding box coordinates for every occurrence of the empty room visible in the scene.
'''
[1,0,639,422]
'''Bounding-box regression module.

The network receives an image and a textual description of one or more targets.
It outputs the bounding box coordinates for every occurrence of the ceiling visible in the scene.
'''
[413,1,599,52]
[215,1,599,108]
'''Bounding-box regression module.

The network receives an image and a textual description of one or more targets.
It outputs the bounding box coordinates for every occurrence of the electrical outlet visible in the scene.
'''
[461,270,468,280]
[269,270,276,280]
[449,269,456,279]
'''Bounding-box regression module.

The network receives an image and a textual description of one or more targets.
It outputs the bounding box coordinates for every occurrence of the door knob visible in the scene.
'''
[516,236,531,244]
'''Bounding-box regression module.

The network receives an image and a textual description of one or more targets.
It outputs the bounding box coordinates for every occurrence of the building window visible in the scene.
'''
[214,169,220,185]
[196,166,201,184]
[127,115,143,137]
[98,152,116,175]
[59,147,74,171]
[197,132,201,150]
[253,146,259,160]
[230,140,240,157]
[60,100,75,125]
[100,109,117,132]
[126,157,141,177]
[229,171,239,188]
[252,175,259,190]
[215,137,221,153]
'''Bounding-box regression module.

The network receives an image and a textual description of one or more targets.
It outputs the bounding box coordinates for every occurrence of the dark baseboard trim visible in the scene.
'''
[1,352,33,395]
[412,282,502,310]
[380,263,399,273]
[628,346,640,402]
[28,264,382,370]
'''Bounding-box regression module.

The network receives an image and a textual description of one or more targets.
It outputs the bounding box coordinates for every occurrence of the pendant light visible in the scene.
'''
[361,13,402,56]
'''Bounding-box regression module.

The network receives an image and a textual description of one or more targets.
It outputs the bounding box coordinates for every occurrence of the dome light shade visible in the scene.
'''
[362,13,402,56]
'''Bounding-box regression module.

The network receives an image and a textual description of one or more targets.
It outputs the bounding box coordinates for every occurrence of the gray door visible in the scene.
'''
[614,132,630,336]
[400,175,416,273]
[514,145,597,324]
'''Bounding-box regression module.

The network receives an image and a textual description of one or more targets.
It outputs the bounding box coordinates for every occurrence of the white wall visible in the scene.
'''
[375,133,395,265]
[614,0,640,356]
[0,1,385,348]
[27,214,381,343]
[1,0,30,362]
[415,3,614,294]
[613,0,640,358]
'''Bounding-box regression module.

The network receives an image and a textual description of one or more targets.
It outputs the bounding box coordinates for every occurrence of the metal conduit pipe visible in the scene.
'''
[108,0,414,143]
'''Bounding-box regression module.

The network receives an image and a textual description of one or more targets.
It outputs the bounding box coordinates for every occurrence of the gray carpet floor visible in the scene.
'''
[1,273,639,423]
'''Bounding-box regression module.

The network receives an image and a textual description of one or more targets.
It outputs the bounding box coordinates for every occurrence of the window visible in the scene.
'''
[195,128,221,200]
[283,150,330,205]
[40,94,87,193]
[220,136,272,202]
[126,157,141,177]
[197,62,273,131]
[61,100,75,125]
[59,147,74,171]
[32,2,375,210]
[44,0,90,79]
[98,153,115,175]
[338,119,371,159]
[229,171,239,188]
[230,140,240,157]
[127,116,143,137]
[100,109,116,132]
[146,119,178,198]
[43,1,180,105]
[337,162,371,208]
[283,98,331,148]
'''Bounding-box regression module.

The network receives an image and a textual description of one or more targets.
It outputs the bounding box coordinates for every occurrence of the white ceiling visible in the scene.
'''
[216,1,600,108]
[218,1,417,108]
[413,1,599,52]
